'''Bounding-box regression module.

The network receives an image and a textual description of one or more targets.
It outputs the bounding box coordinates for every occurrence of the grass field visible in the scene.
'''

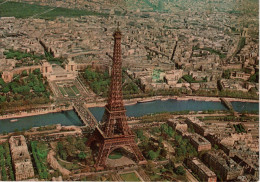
[58,159,81,170]
[58,86,66,96]
[0,1,108,19]
[108,151,123,159]
[71,85,80,95]
[38,7,108,19]
[120,172,141,181]
[0,2,49,18]
[63,86,76,97]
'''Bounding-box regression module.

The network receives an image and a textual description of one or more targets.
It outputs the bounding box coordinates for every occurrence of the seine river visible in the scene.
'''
[0,110,83,134]
[89,99,259,121]
[0,99,258,133]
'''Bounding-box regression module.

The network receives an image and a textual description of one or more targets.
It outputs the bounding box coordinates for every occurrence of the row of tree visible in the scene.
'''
[3,49,66,67]
[56,136,92,164]
[83,68,110,96]
[223,69,259,84]
[182,75,207,83]
[0,70,50,105]
[0,145,7,181]
[4,50,44,60]
[233,124,246,133]
[84,68,140,97]
[31,141,49,179]
[174,134,198,161]
[135,128,167,161]
[3,143,14,181]
[0,143,15,181]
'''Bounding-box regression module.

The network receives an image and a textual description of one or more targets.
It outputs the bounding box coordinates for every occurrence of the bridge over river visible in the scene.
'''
[72,101,98,128]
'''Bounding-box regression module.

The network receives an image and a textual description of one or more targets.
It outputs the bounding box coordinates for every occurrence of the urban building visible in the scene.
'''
[185,157,217,182]
[9,135,35,181]
[202,151,243,181]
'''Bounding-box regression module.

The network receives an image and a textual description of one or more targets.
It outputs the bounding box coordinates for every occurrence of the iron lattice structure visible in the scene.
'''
[87,29,147,170]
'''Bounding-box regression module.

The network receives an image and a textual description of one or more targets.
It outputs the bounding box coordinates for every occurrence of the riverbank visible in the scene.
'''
[225,97,259,103]
[0,106,73,120]
[85,95,258,108]
[1,95,258,121]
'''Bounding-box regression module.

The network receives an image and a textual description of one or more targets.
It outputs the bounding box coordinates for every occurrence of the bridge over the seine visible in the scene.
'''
[72,101,98,128]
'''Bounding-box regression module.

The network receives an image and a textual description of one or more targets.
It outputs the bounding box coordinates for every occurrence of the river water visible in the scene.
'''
[89,99,228,121]
[0,99,258,133]
[0,110,83,134]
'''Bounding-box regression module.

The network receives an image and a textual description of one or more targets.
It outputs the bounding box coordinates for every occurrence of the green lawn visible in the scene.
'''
[108,151,123,159]
[150,173,161,181]
[0,1,108,19]
[58,159,81,170]
[63,87,76,97]
[38,7,108,20]
[71,85,80,95]
[58,86,66,96]
[120,172,141,181]
[58,85,80,97]
[0,2,50,18]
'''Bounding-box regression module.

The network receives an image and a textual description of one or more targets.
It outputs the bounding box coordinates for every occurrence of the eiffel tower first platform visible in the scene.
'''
[87,28,147,170]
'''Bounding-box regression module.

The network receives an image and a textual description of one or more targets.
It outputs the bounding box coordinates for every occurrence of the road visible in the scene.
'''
[30,8,56,19]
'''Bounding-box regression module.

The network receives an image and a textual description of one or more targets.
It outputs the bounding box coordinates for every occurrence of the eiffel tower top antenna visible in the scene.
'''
[116,22,120,32]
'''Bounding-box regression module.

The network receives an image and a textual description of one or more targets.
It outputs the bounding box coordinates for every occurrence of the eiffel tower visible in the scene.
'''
[87,27,147,170]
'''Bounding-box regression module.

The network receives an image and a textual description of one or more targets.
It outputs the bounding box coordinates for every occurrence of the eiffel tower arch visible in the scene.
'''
[87,28,147,170]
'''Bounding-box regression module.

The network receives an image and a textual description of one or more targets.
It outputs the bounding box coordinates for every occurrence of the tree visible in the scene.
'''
[160,148,167,158]
[175,134,182,144]
[13,74,20,82]
[158,0,164,11]
[222,70,231,79]
[168,126,174,137]
[2,87,9,93]
[213,144,219,150]
[22,70,28,76]
[148,150,158,160]
[161,123,168,134]
[33,84,45,92]
[78,152,87,160]
[248,72,259,83]
[158,137,163,146]
[57,142,67,160]
[182,75,195,83]
[146,160,156,173]
[136,130,145,140]
[76,140,86,151]
[33,68,41,75]
[175,166,186,175]
[66,136,75,144]
[0,78,5,85]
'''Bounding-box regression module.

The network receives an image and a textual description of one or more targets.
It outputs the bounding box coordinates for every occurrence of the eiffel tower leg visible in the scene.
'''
[129,139,147,165]
[86,129,100,147]
[94,141,111,170]
[86,135,96,147]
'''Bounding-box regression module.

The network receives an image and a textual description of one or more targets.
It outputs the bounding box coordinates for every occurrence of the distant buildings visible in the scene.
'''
[164,69,183,87]
[1,60,78,82]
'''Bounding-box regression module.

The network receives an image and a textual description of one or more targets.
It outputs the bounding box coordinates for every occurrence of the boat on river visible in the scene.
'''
[137,99,161,103]
[10,119,18,122]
